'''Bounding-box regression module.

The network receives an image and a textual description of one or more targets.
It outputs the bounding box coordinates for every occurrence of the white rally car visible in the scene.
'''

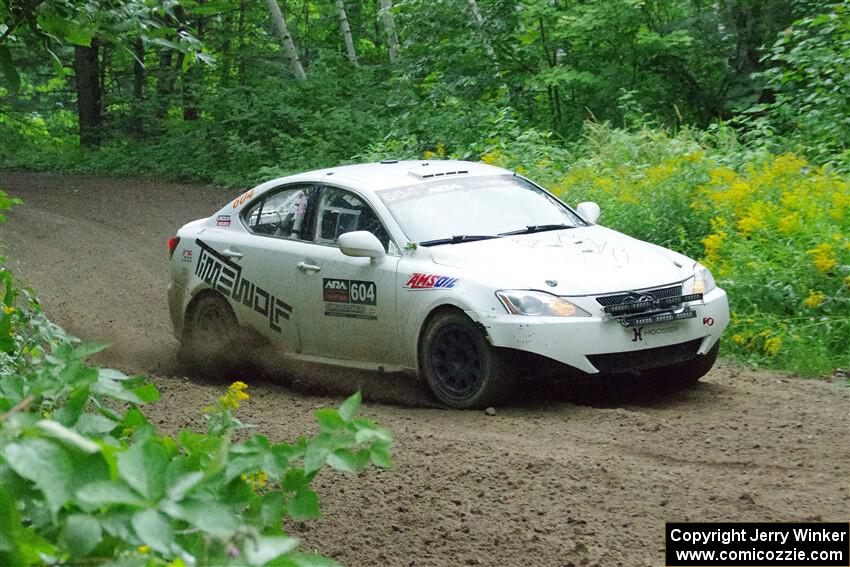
[167,160,729,408]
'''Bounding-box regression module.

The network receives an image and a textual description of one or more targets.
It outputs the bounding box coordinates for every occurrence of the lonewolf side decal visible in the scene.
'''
[194,239,293,332]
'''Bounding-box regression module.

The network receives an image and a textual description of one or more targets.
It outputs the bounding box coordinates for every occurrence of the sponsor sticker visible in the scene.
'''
[181,249,193,262]
[322,278,377,320]
[404,273,459,290]
[195,239,292,332]
[631,325,678,342]
[703,316,715,326]
[216,215,232,227]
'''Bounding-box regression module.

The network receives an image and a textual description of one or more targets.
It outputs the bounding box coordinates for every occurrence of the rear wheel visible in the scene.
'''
[179,294,239,376]
[420,312,512,409]
[647,340,720,388]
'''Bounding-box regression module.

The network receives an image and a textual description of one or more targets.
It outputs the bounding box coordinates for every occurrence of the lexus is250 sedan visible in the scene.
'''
[167,160,729,408]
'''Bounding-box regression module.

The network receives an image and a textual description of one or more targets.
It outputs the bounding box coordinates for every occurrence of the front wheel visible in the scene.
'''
[419,312,513,409]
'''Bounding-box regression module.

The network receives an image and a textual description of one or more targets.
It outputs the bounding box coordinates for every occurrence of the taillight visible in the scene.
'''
[167,236,180,258]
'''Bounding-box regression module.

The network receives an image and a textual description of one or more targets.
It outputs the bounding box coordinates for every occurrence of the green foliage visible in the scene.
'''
[0,267,392,566]
[744,1,850,166]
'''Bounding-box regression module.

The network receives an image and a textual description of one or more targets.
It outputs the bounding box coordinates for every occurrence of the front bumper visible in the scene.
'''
[473,288,729,374]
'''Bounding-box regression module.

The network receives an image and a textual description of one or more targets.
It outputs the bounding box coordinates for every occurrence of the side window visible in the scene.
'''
[315,187,391,251]
[242,185,315,240]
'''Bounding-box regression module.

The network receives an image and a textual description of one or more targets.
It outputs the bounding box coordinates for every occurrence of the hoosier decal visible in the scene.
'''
[322,278,377,320]
[194,239,292,332]
[404,273,459,290]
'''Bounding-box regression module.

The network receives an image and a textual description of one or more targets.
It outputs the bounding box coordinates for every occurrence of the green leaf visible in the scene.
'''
[166,472,204,502]
[287,489,319,521]
[314,408,345,431]
[244,536,299,566]
[0,485,21,553]
[131,509,174,555]
[3,438,73,514]
[337,391,361,421]
[166,501,238,539]
[76,481,147,509]
[63,514,102,557]
[304,433,333,475]
[131,384,160,404]
[369,442,392,469]
[75,413,119,436]
[326,449,360,473]
[117,439,168,501]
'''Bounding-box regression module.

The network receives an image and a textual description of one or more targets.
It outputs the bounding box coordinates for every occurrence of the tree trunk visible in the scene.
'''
[133,37,144,100]
[74,40,102,147]
[379,0,400,64]
[467,0,495,58]
[266,0,307,80]
[335,0,358,66]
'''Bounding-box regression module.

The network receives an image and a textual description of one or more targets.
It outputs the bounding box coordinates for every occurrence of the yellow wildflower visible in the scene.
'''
[2,305,14,315]
[219,381,250,411]
[137,545,151,554]
[777,213,800,235]
[436,142,446,158]
[844,275,850,289]
[422,150,434,159]
[481,150,501,165]
[763,337,782,356]
[702,232,726,264]
[731,334,746,345]
[242,469,268,491]
[803,290,825,309]
[807,243,837,273]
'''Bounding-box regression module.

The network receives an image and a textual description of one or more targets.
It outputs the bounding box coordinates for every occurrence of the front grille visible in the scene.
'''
[587,339,701,374]
[596,285,683,307]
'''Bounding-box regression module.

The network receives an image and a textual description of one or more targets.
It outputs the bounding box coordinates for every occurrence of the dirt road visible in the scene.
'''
[2,171,848,567]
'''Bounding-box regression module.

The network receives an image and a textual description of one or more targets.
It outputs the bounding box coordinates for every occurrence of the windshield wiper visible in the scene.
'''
[498,223,575,236]
[419,234,500,247]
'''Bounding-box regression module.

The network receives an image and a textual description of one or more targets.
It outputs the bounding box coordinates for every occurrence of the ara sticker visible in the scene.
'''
[322,278,377,320]
[404,273,459,290]
[181,249,193,262]
[216,215,232,227]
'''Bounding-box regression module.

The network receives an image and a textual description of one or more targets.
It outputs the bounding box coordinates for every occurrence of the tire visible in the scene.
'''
[419,312,513,409]
[179,293,240,376]
[647,340,720,389]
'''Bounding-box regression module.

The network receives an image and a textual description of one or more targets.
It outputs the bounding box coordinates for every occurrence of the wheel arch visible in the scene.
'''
[182,288,235,339]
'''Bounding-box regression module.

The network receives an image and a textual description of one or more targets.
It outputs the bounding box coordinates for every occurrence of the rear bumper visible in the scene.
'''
[472,288,729,374]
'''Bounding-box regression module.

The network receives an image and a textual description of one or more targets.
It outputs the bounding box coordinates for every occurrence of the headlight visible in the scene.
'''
[693,263,716,295]
[496,290,591,317]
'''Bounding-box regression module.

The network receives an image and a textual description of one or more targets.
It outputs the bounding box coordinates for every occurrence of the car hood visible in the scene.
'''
[427,226,693,295]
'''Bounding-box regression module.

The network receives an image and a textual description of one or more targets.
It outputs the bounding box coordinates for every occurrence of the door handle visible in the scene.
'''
[221,248,243,259]
[297,261,321,272]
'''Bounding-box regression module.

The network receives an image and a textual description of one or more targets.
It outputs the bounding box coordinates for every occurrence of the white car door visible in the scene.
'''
[199,183,321,353]
[295,185,401,364]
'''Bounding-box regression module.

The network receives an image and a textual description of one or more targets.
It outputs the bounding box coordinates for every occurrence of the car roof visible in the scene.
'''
[262,160,511,194]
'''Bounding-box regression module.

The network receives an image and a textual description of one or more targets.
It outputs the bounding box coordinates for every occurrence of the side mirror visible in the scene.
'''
[338,231,386,261]
[576,201,601,224]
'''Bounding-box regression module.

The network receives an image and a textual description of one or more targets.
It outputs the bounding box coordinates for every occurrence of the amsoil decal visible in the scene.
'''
[195,239,292,332]
[322,278,377,320]
[404,273,459,290]
[216,215,231,227]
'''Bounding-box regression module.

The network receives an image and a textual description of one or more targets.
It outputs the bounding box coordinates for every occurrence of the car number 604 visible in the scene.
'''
[351,281,376,304]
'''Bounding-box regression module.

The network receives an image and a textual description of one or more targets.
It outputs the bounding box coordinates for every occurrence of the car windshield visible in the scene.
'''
[375,174,586,244]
